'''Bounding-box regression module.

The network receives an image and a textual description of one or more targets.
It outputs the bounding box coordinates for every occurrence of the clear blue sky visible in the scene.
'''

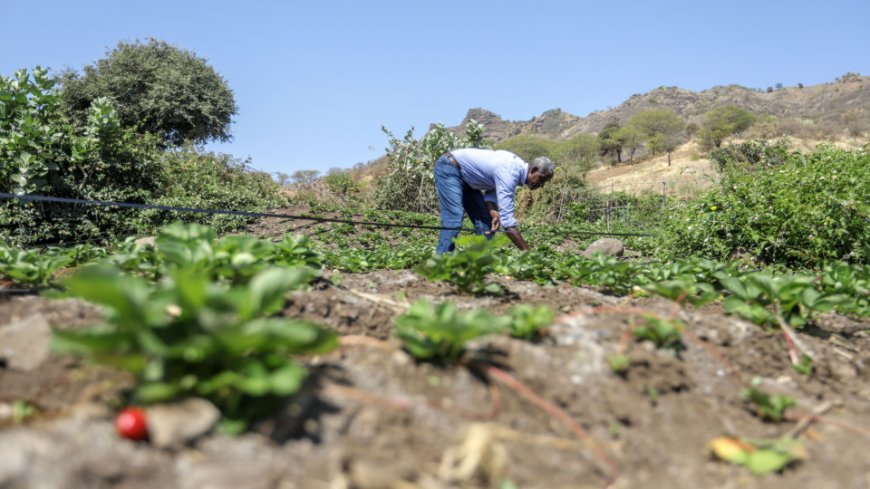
[2,0,868,175]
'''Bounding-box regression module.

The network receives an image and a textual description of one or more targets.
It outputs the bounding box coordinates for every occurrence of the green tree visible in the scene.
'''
[598,121,623,163]
[291,169,320,186]
[625,110,686,165]
[273,172,291,187]
[493,134,558,162]
[698,106,756,150]
[323,168,358,197]
[556,133,599,172]
[615,125,644,162]
[60,39,237,146]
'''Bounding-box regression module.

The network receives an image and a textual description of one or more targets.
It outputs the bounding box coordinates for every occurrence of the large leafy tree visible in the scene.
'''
[698,106,756,150]
[598,121,623,163]
[625,110,686,165]
[60,39,237,146]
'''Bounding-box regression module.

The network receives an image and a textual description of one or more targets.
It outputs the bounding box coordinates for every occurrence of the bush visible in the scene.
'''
[140,147,286,233]
[0,67,284,245]
[0,68,164,245]
[657,146,870,266]
[708,139,790,173]
[375,120,486,213]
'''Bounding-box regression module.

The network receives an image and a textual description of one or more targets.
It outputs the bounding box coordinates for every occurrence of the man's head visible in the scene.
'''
[526,156,555,190]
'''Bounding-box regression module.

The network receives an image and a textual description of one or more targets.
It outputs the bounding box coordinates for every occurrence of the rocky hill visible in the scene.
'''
[452,73,869,142]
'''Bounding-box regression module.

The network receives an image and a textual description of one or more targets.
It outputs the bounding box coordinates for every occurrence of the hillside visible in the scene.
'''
[451,73,869,142]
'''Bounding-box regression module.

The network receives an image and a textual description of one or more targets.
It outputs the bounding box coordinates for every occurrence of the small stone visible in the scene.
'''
[134,236,157,246]
[581,239,625,259]
[0,314,52,371]
[146,398,220,448]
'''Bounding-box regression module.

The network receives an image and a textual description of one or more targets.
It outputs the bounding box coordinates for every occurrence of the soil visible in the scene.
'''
[2,268,869,489]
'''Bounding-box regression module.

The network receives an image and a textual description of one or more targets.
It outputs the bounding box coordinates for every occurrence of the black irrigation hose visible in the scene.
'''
[0,192,656,238]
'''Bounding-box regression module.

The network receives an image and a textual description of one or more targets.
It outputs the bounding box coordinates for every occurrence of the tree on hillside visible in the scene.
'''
[291,169,320,186]
[625,110,685,165]
[556,134,599,172]
[598,121,623,163]
[273,171,291,187]
[699,106,756,150]
[494,134,557,162]
[60,39,237,146]
[615,125,644,162]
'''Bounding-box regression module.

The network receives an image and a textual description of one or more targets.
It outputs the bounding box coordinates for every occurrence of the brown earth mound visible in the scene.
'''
[1,269,869,489]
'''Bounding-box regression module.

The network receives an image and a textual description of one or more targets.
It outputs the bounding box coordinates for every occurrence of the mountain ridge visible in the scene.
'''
[450,73,869,142]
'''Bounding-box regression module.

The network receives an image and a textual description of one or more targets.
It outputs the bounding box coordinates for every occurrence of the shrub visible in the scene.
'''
[0,68,164,245]
[139,147,286,233]
[657,146,870,266]
[375,120,486,213]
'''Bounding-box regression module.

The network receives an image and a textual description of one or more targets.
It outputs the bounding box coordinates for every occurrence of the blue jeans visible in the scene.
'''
[435,156,493,254]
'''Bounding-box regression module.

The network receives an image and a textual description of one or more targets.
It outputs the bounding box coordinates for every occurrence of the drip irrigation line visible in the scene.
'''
[0,192,656,238]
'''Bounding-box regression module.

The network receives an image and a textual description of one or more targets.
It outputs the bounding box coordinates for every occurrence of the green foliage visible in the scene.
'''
[740,379,795,422]
[394,300,509,364]
[657,147,870,266]
[323,168,359,197]
[416,234,509,295]
[1,68,275,246]
[632,315,684,350]
[717,272,848,328]
[376,120,487,213]
[507,304,554,340]
[60,39,237,146]
[606,354,630,374]
[0,244,71,287]
[107,223,323,284]
[494,134,558,162]
[710,436,805,475]
[598,121,623,162]
[699,106,756,150]
[614,124,645,161]
[53,263,334,432]
[0,67,164,245]
[708,139,790,173]
[625,110,685,163]
[142,147,286,233]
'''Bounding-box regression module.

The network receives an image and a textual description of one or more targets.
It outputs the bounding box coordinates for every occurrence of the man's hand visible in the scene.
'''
[505,227,529,251]
[489,209,500,233]
[486,201,500,235]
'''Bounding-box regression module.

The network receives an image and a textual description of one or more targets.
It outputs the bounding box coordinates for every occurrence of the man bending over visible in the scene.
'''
[434,148,554,254]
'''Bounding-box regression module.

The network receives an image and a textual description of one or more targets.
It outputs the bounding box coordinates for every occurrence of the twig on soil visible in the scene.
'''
[784,401,835,439]
[784,410,870,440]
[339,335,400,350]
[776,313,815,365]
[483,364,621,488]
[321,383,413,411]
[345,289,409,313]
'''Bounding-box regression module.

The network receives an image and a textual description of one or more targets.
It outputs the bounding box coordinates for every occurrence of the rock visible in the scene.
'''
[134,236,156,246]
[0,314,52,371]
[147,398,221,448]
[581,238,624,258]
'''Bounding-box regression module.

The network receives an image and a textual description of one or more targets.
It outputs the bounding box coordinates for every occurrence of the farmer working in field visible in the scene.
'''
[435,148,554,254]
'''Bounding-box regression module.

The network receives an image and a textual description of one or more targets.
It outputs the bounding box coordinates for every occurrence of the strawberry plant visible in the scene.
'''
[0,245,72,288]
[739,379,795,422]
[716,272,848,328]
[416,234,509,295]
[395,300,509,364]
[632,315,684,350]
[52,264,335,432]
[508,304,555,340]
